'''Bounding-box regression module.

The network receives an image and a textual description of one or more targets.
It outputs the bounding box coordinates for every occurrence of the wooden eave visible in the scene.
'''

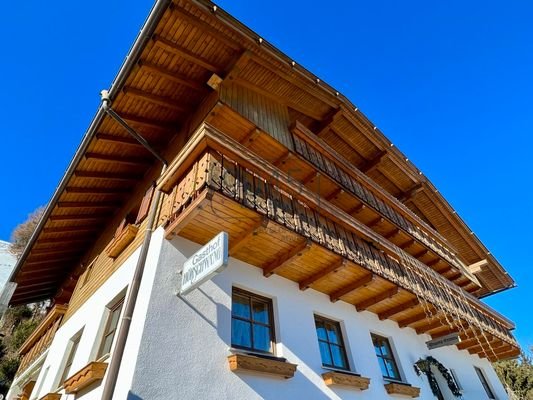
[9,0,512,306]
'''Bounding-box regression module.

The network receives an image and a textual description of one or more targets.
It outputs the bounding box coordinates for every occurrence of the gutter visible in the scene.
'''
[1,0,173,303]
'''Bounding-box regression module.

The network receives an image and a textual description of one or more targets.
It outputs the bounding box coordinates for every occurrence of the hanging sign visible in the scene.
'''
[426,333,461,350]
[180,231,229,295]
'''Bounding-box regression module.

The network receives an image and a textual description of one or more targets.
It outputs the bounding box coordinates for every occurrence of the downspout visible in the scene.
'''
[100,94,167,400]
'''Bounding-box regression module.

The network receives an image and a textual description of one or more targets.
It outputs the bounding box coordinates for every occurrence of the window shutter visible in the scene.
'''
[114,217,127,238]
[136,184,155,224]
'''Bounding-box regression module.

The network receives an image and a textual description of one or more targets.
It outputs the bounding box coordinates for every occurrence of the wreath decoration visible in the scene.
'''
[414,356,462,398]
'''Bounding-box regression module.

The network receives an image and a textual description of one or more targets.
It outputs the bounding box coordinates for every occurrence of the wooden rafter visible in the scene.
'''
[37,237,91,245]
[42,225,100,234]
[398,310,431,328]
[74,171,142,181]
[262,239,312,277]
[415,320,444,335]
[367,216,385,228]
[315,108,342,137]
[348,203,366,215]
[85,152,153,166]
[152,35,223,74]
[329,273,374,303]
[95,132,145,146]
[299,259,347,290]
[56,201,120,209]
[121,113,176,131]
[23,258,76,267]
[65,186,132,195]
[358,150,387,174]
[168,5,240,51]
[49,213,110,221]
[355,287,399,312]
[397,183,424,203]
[378,297,420,320]
[138,60,207,92]
[228,217,269,255]
[123,86,187,113]
[325,187,343,201]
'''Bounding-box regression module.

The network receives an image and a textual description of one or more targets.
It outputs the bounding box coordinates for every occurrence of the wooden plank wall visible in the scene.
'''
[219,82,293,151]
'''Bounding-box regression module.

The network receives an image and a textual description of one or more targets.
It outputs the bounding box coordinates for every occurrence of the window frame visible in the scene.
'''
[96,295,125,359]
[231,287,276,355]
[58,329,83,387]
[474,366,496,399]
[449,368,463,392]
[371,333,402,381]
[313,315,350,371]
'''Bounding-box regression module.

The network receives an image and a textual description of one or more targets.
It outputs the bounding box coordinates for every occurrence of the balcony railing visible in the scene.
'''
[16,305,67,377]
[160,124,518,357]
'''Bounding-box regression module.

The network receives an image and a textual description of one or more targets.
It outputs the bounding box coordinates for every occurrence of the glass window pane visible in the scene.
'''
[326,323,340,345]
[378,357,389,377]
[100,333,114,356]
[330,344,347,369]
[319,341,332,366]
[384,359,399,379]
[380,342,391,357]
[315,321,327,341]
[108,307,122,330]
[252,300,269,324]
[231,319,251,348]
[232,294,251,319]
[253,324,271,352]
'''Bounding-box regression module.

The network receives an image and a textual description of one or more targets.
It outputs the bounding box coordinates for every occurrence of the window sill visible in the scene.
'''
[105,224,138,258]
[63,361,108,394]
[322,370,370,390]
[38,394,61,400]
[228,353,297,379]
[384,381,421,398]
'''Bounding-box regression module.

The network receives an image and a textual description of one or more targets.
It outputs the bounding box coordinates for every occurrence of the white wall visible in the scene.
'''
[18,228,164,400]
[129,235,508,400]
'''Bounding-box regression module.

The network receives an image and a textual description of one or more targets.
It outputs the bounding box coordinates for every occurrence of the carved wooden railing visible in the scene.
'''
[291,122,475,283]
[16,305,67,377]
[161,126,516,349]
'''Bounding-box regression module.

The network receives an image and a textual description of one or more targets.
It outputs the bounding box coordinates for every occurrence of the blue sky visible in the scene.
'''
[0,1,531,351]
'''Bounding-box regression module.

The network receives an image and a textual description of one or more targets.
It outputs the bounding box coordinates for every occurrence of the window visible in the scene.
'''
[449,368,463,391]
[314,315,349,370]
[97,296,125,358]
[371,334,401,381]
[231,288,275,354]
[59,330,83,385]
[475,366,495,399]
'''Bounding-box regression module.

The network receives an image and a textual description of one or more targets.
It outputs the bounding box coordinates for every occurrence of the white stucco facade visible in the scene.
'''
[9,232,507,400]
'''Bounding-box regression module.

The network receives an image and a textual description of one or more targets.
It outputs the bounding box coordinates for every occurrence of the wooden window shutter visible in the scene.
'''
[136,184,155,224]
[114,218,127,238]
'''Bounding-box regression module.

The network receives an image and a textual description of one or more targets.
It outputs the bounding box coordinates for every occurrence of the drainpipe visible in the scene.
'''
[100,93,167,400]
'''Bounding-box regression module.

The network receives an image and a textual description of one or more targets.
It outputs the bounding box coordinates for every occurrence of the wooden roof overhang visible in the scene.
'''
[7,0,511,307]
[159,122,519,362]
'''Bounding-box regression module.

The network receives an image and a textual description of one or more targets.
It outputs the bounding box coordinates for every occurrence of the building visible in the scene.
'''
[0,240,17,290]
[5,1,519,399]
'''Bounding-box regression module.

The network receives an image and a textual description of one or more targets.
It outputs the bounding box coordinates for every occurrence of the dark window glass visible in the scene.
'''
[314,316,349,370]
[475,367,495,399]
[231,288,274,354]
[60,331,83,385]
[371,334,401,380]
[97,296,125,358]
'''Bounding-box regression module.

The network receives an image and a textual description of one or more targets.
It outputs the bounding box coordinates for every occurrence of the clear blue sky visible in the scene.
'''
[0,1,531,351]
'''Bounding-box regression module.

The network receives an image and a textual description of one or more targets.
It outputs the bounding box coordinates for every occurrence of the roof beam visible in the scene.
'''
[315,108,342,137]
[168,5,241,51]
[42,225,101,234]
[263,239,312,277]
[299,258,347,290]
[95,132,145,146]
[397,183,424,203]
[152,35,223,74]
[138,60,207,92]
[23,258,75,267]
[398,311,430,328]
[415,320,444,334]
[378,297,420,320]
[359,150,387,174]
[57,201,120,209]
[329,273,374,303]
[49,213,111,221]
[85,152,153,166]
[468,259,488,274]
[74,171,142,181]
[36,236,91,245]
[228,217,269,256]
[123,86,187,113]
[355,286,399,312]
[65,186,132,195]
[121,113,176,131]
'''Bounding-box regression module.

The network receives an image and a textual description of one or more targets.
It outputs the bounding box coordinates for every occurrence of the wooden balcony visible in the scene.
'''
[159,124,519,362]
[16,305,67,377]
